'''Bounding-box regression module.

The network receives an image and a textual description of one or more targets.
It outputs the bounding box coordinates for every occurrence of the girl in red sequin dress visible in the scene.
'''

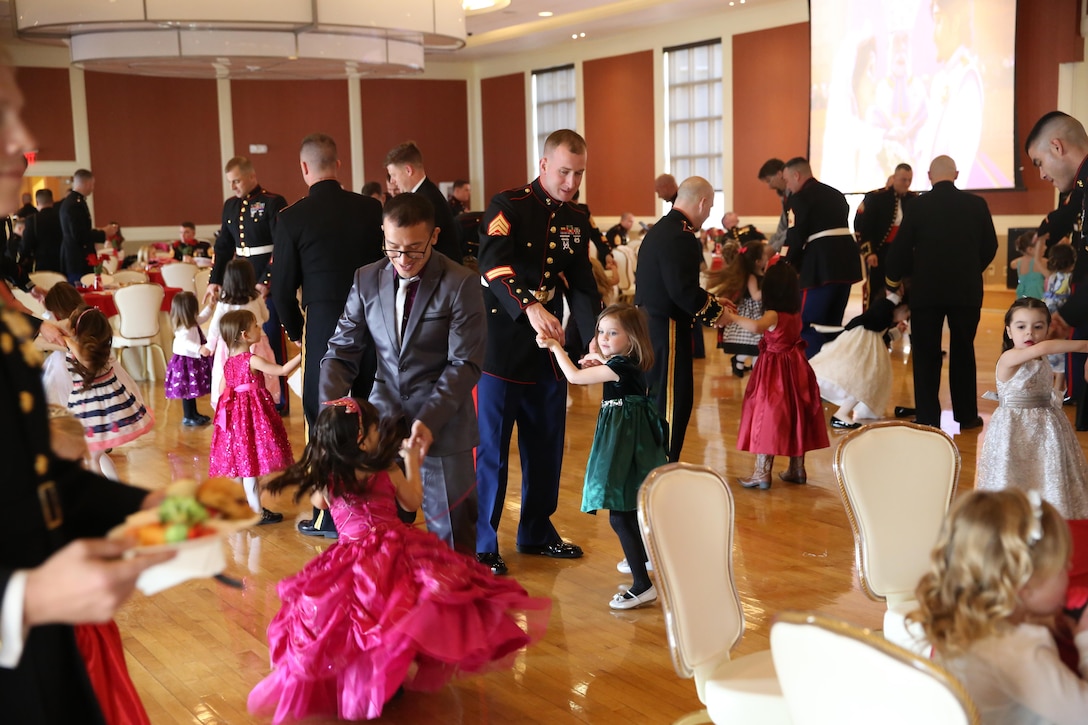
[208,309,299,524]
[721,263,829,489]
[250,398,550,722]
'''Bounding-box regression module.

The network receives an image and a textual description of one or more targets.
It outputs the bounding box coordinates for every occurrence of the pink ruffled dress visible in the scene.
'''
[248,472,550,722]
[208,352,292,478]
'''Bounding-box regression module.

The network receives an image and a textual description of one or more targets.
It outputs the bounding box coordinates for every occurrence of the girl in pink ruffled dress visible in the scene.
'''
[250,398,550,723]
[208,308,299,524]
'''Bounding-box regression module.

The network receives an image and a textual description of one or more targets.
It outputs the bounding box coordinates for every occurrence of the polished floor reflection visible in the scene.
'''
[107,289,1050,723]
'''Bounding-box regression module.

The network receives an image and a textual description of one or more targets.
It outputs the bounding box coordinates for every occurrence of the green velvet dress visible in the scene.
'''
[582,356,668,513]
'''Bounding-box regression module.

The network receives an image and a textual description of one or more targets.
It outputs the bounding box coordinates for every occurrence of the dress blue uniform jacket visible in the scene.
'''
[477,179,601,382]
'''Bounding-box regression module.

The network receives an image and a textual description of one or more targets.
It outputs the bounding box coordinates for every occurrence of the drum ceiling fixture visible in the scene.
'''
[13,0,466,79]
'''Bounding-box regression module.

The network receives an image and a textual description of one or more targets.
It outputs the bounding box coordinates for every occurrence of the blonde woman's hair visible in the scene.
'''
[908,490,1070,657]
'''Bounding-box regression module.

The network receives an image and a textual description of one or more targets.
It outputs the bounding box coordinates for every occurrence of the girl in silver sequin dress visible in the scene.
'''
[976,298,1088,518]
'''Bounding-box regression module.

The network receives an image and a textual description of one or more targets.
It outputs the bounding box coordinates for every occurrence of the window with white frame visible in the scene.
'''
[532,65,576,157]
[664,40,723,221]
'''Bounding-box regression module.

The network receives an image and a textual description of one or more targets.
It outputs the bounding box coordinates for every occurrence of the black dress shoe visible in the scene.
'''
[516,541,584,558]
[258,508,284,525]
[297,519,339,539]
[830,417,862,430]
[1064,395,1075,406]
[959,416,984,431]
[476,552,508,575]
[894,406,916,418]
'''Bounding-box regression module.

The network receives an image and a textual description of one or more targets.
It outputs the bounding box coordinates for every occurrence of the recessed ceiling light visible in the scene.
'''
[463,0,512,15]
[571,33,578,39]
[538,11,553,17]
[579,32,585,37]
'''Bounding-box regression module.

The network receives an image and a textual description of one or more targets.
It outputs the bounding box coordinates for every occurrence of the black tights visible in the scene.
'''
[610,510,651,594]
[182,398,203,418]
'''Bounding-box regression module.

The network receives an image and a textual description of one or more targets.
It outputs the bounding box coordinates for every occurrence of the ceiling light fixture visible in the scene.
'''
[463,0,512,14]
[15,0,466,79]
[538,11,554,17]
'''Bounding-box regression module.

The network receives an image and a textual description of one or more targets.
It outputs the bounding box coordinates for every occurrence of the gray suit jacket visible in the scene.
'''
[319,252,485,456]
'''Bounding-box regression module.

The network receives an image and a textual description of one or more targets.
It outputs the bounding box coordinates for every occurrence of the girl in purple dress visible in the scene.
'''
[208,309,299,524]
[163,291,212,427]
[250,398,549,723]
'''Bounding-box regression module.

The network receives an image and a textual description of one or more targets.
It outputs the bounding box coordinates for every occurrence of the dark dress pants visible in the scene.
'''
[909,305,981,426]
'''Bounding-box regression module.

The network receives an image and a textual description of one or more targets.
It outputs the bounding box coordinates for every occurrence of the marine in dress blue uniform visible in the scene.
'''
[475,131,601,572]
[210,159,288,408]
[635,201,724,462]
[782,158,864,357]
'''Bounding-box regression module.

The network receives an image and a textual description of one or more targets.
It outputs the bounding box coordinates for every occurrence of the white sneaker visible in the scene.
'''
[616,558,653,574]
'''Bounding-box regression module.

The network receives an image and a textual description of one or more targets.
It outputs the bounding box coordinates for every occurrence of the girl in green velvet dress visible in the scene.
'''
[537,303,667,610]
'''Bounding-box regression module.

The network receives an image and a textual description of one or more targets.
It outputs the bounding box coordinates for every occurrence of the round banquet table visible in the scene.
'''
[79,284,181,380]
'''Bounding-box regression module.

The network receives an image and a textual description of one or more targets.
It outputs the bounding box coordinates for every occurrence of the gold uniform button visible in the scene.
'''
[549,242,556,249]
[240,233,245,239]
[527,242,532,248]
[524,187,530,193]
[35,454,48,477]
[550,226,556,233]
[544,271,551,278]
[515,288,522,293]
[547,257,553,264]
[20,390,33,413]
[550,213,555,219]
[0,332,12,354]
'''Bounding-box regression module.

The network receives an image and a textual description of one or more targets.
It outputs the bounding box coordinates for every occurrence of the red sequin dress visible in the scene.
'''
[737,312,830,456]
[209,352,293,478]
[248,471,551,723]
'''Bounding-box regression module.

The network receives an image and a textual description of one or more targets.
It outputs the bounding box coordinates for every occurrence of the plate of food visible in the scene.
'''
[109,478,260,594]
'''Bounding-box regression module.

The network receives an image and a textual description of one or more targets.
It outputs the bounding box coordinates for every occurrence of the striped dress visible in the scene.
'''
[67,353,154,451]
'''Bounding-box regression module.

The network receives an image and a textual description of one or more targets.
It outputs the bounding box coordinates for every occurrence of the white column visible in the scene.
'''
[216,78,234,199]
[347,76,364,193]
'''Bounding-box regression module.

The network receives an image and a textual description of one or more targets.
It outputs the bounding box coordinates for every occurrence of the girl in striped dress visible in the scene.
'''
[65,305,154,479]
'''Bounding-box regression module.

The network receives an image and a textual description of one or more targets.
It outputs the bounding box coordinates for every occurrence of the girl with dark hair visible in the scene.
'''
[249,398,550,723]
[164,291,212,426]
[976,297,1088,518]
[720,263,828,489]
[64,305,153,478]
[208,309,299,524]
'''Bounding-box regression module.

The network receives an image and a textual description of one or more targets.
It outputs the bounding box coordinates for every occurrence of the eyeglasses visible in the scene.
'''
[381,246,428,260]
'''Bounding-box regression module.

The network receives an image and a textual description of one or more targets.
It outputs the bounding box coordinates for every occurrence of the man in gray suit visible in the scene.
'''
[319,193,485,554]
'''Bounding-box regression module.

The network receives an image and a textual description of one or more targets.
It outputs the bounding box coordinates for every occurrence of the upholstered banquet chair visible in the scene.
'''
[159,262,198,294]
[612,244,636,303]
[638,463,789,725]
[194,267,211,307]
[111,283,166,381]
[29,271,66,291]
[112,269,149,285]
[771,611,978,724]
[833,421,960,654]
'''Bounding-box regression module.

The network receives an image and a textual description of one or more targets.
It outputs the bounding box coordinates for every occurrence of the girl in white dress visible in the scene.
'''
[910,490,1088,725]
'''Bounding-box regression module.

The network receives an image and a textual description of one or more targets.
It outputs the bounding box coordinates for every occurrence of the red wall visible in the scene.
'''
[18,67,75,161]
[480,73,527,200]
[732,23,811,216]
[85,72,222,227]
[358,78,469,191]
[584,51,656,216]
[231,79,352,203]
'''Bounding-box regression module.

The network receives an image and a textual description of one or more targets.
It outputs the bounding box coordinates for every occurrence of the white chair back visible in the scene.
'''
[159,262,198,293]
[194,267,211,304]
[834,421,960,603]
[771,611,978,724]
[80,273,114,288]
[112,270,149,285]
[613,245,636,302]
[113,284,164,339]
[639,463,744,680]
[29,271,66,291]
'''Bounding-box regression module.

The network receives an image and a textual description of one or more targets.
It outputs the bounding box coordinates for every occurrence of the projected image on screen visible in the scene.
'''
[810,0,1016,193]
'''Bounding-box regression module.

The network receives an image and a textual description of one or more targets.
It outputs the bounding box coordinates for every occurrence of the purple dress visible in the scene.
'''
[248,472,551,722]
[209,352,293,478]
[164,326,212,400]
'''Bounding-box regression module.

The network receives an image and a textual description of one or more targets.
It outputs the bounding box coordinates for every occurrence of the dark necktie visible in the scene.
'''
[396,276,420,344]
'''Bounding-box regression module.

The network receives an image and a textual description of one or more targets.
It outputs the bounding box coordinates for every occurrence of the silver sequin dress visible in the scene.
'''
[976,357,1088,519]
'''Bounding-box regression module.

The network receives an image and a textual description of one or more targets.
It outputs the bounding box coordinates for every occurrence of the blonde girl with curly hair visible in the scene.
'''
[909,489,1088,723]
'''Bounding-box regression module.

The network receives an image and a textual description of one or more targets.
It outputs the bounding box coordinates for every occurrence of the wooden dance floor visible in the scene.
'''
[107,287,1051,723]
